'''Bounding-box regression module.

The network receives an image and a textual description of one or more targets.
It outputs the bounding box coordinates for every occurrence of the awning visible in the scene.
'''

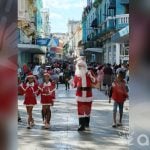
[85,48,103,53]
[18,44,45,54]
[50,47,63,53]
[111,25,129,43]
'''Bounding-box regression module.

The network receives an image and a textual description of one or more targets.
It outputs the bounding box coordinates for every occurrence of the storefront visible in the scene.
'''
[84,48,103,64]
[111,25,129,64]
[18,44,45,66]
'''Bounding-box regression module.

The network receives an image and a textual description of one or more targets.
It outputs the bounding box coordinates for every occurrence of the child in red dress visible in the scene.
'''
[20,72,38,129]
[109,71,129,128]
[38,71,56,129]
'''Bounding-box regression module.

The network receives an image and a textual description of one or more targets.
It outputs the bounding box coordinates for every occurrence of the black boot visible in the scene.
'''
[78,118,85,131]
[85,117,90,128]
[79,117,82,126]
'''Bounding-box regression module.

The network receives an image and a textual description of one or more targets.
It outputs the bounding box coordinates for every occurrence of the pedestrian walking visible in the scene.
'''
[109,71,129,128]
[63,67,71,90]
[116,63,127,79]
[20,72,38,129]
[126,64,129,84]
[72,58,97,131]
[103,63,113,95]
[38,71,56,129]
[18,75,22,122]
[22,63,29,80]
[97,65,104,90]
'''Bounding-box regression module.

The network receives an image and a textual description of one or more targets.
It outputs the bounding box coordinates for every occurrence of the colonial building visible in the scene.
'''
[18,0,50,66]
[67,20,81,57]
[82,0,129,64]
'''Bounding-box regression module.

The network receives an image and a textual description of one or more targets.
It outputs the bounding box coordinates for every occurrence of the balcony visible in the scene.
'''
[116,14,129,29]
[120,0,129,4]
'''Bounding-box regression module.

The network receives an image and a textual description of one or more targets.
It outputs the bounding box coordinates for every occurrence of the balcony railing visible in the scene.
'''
[116,14,129,29]
[120,0,129,4]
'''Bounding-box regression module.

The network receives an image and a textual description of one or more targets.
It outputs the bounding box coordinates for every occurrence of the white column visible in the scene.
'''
[116,43,120,65]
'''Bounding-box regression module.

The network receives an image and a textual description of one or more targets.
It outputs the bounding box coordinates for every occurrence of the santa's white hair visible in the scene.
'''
[75,60,87,76]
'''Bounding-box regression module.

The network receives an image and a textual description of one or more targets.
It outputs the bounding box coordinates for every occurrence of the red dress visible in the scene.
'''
[38,81,55,105]
[20,82,38,106]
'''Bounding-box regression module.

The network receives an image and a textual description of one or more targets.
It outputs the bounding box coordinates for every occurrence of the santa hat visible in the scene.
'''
[26,72,34,78]
[43,70,50,77]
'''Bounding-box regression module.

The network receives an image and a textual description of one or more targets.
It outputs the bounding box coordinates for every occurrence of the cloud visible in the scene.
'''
[43,0,84,9]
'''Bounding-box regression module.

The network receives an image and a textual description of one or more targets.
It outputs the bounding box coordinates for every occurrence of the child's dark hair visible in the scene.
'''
[43,76,52,83]
[118,71,125,78]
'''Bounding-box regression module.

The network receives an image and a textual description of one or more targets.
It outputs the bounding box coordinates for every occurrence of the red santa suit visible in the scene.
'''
[73,72,96,118]
[20,73,38,106]
[20,82,38,106]
[38,81,56,106]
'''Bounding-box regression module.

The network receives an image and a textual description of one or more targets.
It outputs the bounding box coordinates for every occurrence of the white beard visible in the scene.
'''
[75,67,87,77]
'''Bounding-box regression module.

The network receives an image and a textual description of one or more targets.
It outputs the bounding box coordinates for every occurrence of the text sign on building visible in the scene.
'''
[36,38,50,46]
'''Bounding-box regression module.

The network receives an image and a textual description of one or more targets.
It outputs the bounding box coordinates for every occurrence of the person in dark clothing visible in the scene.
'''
[103,64,114,95]
[63,68,71,90]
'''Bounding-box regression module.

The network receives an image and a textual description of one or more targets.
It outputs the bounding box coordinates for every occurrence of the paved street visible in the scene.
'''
[18,84,129,150]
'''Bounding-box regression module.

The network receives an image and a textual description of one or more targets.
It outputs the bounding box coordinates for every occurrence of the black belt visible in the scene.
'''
[77,87,92,91]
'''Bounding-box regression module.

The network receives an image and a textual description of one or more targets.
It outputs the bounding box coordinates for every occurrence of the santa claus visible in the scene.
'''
[73,57,97,131]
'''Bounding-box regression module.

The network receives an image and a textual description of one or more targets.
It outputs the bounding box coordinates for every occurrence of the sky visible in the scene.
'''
[43,0,86,33]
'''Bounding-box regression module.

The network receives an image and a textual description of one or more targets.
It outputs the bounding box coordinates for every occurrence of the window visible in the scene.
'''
[92,54,96,62]
[18,0,26,18]
[100,9,101,23]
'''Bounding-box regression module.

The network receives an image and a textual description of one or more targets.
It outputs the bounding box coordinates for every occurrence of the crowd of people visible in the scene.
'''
[18,58,129,130]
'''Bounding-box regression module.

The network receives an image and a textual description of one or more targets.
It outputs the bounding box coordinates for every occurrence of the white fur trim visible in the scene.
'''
[26,82,34,87]
[41,103,53,106]
[78,115,85,118]
[76,96,92,102]
[78,114,90,118]
[82,75,87,98]
[43,82,51,87]
[24,104,36,106]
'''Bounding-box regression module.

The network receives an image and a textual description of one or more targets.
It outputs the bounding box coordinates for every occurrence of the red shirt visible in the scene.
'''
[111,80,128,103]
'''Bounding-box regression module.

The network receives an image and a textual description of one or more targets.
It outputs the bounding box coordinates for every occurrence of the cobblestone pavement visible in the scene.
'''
[18,84,129,150]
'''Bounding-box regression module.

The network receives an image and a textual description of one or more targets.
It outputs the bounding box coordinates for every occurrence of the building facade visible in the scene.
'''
[18,0,46,66]
[40,10,51,38]
[35,0,43,37]
[82,0,129,64]
[67,20,81,57]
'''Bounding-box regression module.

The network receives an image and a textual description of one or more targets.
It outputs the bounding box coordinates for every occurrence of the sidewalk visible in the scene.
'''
[18,84,129,150]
